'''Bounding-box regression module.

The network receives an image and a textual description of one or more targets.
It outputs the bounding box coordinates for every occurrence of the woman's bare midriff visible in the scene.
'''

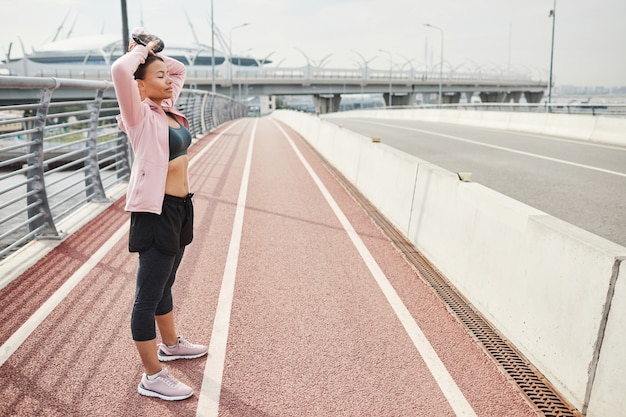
[164,155,189,197]
[164,114,189,197]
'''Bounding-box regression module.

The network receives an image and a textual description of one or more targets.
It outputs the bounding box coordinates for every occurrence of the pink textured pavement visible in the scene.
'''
[0,118,538,416]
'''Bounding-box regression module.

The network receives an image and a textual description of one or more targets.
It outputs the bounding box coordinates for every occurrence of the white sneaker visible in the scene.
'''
[158,336,208,362]
[137,368,193,401]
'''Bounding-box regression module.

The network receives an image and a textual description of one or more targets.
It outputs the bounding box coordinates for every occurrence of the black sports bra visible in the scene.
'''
[167,116,192,161]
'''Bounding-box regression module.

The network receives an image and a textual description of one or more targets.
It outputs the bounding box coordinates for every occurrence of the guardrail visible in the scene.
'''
[420,102,626,117]
[336,106,626,145]
[0,75,247,259]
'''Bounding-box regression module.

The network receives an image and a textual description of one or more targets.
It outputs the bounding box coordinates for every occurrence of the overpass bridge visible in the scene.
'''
[185,65,548,112]
[2,56,547,113]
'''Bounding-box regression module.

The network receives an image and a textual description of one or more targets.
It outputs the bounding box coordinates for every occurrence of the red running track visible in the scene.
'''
[0,118,538,416]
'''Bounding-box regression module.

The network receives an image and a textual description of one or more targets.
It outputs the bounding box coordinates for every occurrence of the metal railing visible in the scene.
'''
[0,75,247,259]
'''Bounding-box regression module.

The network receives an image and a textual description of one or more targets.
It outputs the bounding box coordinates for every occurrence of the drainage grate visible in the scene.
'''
[309,145,582,416]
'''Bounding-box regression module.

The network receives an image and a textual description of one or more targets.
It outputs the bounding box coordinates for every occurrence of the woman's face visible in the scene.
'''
[137,60,173,103]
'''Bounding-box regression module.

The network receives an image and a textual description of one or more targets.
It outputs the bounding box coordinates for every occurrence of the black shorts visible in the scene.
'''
[129,193,194,255]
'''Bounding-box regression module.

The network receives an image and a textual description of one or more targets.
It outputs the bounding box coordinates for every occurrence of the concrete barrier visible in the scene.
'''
[355,142,422,236]
[586,257,626,417]
[271,109,626,416]
[325,108,626,147]
[591,116,626,146]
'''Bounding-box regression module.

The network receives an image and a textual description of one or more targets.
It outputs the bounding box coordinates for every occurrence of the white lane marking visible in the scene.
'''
[506,131,626,152]
[0,223,128,367]
[362,120,626,178]
[348,118,626,152]
[196,119,257,417]
[0,121,241,368]
[273,121,478,417]
[191,122,241,163]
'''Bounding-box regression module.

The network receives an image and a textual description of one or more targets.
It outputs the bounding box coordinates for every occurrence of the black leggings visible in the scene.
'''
[131,246,184,341]
[130,194,194,341]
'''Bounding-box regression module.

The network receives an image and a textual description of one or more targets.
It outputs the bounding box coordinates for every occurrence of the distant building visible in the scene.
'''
[0,34,268,80]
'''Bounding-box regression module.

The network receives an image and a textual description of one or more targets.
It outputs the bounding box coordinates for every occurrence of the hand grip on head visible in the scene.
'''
[131,27,165,53]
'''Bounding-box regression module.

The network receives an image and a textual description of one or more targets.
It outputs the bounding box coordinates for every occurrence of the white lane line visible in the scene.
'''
[0,223,128,367]
[191,121,241,163]
[365,120,626,178]
[273,120,478,417]
[0,121,241,368]
[196,119,257,417]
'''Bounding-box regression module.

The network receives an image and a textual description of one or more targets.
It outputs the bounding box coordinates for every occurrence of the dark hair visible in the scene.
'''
[134,55,164,80]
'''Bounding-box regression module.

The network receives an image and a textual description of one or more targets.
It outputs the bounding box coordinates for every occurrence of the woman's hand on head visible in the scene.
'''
[146,39,161,54]
[127,38,160,54]
[128,27,160,53]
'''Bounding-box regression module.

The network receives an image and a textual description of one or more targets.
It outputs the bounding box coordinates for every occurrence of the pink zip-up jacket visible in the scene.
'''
[111,45,190,214]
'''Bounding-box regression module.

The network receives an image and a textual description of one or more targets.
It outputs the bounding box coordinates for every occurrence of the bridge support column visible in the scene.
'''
[479,92,508,103]
[381,93,392,107]
[524,91,544,103]
[260,95,275,116]
[313,94,342,114]
[382,93,416,107]
[422,92,457,105]
[505,91,523,103]
[382,93,417,107]
[421,93,437,105]
[443,93,461,104]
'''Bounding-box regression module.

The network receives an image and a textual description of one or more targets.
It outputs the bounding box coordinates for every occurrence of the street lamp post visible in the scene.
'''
[317,54,333,69]
[424,23,444,106]
[350,59,366,107]
[211,0,215,93]
[548,0,556,111]
[256,51,275,67]
[351,50,376,109]
[229,22,250,99]
[120,0,129,54]
[378,49,393,107]
[294,47,312,79]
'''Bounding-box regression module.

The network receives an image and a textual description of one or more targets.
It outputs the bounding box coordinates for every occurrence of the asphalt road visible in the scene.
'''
[324,117,626,248]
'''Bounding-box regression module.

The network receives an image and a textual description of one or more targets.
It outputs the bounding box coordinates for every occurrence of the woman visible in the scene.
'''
[111,30,207,401]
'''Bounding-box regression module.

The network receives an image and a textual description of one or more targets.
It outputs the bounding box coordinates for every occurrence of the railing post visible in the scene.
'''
[190,93,202,137]
[116,130,132,181]
[206,94,216,130]
[84,89,108,203]
[200,92,208,133]
[27,87,60,238]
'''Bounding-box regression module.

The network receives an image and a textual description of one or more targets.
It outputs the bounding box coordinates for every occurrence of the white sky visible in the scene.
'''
[1,0,625,87]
